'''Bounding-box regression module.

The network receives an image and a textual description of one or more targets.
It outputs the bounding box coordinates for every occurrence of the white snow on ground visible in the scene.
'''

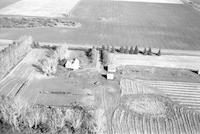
[114,0,183,4]
[0,0,81,17]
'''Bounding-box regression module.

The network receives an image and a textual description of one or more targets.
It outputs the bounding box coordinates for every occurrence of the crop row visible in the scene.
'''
[112,104,200,134]
[120,78,200,111]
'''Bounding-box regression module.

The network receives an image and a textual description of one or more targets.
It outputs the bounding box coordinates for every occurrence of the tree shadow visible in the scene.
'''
[32,64,44,74]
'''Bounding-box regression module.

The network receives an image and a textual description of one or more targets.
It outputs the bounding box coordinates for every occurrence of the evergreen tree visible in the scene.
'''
[119,46,125,53]
[124,46,129,54]
[106,45,110,52]
[129,46,134,54]
[133,46,139,54]
[102,45,106,51]
[147,47,152,55]
[143,48,147,55]
[157,49,161,56]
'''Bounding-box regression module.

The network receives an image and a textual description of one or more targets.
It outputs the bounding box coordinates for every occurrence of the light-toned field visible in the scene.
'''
[0,0,81,17]
[115,0,183,4]
[109,53,200,70]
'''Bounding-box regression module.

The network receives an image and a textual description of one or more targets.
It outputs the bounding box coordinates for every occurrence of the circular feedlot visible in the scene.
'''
[121,94,175,117]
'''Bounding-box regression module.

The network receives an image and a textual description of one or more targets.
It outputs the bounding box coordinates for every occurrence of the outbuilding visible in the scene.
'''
[107,65,116,73]
[106,73,114,80]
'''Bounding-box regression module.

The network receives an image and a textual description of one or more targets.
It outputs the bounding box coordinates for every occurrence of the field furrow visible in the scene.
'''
[157,118,166,134]
[171,116,180,134]
[126,112,132,134]
[190,112,198,133]
[192,112,200,133]
[174,107,186,134]
[150,118,157,134]
[112,109,120,134]
[165,118,171,134]
[185,110,194,134]
[142,116,148,134]
[130,114,137,134]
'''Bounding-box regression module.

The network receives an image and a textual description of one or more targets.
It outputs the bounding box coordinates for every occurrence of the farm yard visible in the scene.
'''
[1,0,200,133]
[1,40,200,133]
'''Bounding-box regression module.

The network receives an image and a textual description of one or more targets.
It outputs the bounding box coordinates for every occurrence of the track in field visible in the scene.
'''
[120,78,200,111]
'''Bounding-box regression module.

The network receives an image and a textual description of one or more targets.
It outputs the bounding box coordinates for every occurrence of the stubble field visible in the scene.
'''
[0,0,200,50]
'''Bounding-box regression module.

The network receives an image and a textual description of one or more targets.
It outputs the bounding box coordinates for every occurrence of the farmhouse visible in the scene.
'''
[65,58,80,70]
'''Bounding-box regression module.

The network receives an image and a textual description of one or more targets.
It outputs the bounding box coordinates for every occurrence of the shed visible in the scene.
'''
[106,73,114,80]
[107,65,116,73]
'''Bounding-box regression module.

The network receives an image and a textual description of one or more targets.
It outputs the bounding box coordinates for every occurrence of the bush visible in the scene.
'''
[40,57,57,76]
[86,47,98,63]
[0,96,97,134]
[119,46,125,53]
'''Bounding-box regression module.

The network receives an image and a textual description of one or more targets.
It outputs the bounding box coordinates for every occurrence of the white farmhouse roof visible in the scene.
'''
[65,58,80,70]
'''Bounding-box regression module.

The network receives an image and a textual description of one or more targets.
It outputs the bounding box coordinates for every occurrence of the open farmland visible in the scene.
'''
[0,0,81,17]
[1,0,200,133]
[120,78,200,111]
[112,97,200,134]
[114,79,200,134]
[0,0,200,50]
[108,53,200,70]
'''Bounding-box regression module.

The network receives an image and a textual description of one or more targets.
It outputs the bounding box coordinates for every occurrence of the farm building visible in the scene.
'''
[107,65,116,73]
[65,58,80,70]
[106,73,114,80]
